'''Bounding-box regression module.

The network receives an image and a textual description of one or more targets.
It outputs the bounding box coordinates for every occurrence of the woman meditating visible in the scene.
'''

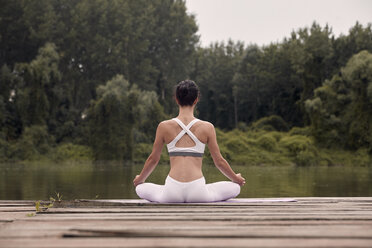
[133,80,245,203]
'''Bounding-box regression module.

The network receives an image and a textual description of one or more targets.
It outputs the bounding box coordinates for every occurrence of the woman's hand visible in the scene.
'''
[133,175,144,187]
[234,173,245,186]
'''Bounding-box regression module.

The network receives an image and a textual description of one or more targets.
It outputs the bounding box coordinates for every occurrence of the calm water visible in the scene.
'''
[1,162,371,200]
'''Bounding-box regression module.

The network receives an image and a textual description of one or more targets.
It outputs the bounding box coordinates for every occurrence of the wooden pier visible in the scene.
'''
[0,197,372,247]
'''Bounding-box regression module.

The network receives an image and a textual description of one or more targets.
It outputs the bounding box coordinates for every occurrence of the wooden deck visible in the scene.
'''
[0,197,372,247]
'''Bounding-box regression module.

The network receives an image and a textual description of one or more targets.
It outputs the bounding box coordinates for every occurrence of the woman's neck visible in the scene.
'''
[177,105,195,121]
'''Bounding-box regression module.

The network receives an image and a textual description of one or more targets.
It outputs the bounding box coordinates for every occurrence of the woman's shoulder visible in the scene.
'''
[158,119,174,128]
[157,119,180,130]
[197,119,214,127]
[158,118,214,129]
[196,120,215,134]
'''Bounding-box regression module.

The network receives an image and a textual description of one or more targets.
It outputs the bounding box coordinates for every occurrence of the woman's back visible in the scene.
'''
[161,117,210,182]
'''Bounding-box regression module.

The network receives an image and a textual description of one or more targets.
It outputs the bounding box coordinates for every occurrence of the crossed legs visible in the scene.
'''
[135,176,240,203]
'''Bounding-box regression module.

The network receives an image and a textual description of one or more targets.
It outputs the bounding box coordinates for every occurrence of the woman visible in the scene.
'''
[133,80,245,203]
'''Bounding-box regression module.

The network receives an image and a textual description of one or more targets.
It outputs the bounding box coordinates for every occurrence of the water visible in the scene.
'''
[1,162,371,200]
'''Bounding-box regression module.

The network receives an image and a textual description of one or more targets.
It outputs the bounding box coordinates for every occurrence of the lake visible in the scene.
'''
[1,162,371,200]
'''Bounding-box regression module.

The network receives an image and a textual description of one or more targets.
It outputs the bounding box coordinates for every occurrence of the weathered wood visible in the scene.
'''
[2,237,372,248]
[0,198,372,248]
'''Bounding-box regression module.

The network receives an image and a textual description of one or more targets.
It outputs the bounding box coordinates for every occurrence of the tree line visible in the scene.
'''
[0,0,371,162]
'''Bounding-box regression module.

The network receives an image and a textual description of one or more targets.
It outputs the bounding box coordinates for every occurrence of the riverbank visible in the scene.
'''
[134,127,372,166]
[2,127,371,167]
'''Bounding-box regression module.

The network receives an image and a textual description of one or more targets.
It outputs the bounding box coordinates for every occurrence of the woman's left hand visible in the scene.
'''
[133,175,144,187]
[234,173,246,186]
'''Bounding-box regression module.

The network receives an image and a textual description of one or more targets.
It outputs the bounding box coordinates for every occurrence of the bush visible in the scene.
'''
[279,135,319,166]
[50,143,93,161]
[225,136,250,154]
[237,122,248,131]
[133,143,153,163]
[256,133,277,151]
[251,115,289,132]
[289,127,311,136]
[16,125,54,160]
[295,150,318,166]
[280,135,314,154]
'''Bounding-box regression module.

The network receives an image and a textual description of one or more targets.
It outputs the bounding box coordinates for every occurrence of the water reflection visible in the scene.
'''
[0,162,371,200]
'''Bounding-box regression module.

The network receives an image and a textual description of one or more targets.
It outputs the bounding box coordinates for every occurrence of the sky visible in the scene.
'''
[185,0,372,47]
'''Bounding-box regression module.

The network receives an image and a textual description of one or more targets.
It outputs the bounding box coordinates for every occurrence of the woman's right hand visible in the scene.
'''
[133,175,144,187]
[234,173,245,186]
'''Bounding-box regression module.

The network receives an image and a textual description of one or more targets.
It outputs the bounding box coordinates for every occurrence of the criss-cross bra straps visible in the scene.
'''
[167,118,205,157]
[171,118,200,144]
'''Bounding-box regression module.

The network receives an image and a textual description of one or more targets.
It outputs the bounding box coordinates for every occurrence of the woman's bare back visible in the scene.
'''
[162,118,209,182]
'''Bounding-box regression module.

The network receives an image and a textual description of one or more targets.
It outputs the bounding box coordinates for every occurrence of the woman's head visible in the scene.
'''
[175,80,200,106]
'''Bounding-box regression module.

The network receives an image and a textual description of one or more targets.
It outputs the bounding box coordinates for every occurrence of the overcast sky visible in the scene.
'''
[185,0,372,47]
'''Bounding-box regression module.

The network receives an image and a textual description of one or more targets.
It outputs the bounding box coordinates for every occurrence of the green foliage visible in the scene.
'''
[35,201,41,212]
[131,126,355,167]
[256,133,277,151]
[280,135,314,154]
[132,87,168,143]
[133,143,169,164]
[133,143,153,164]
[34,199,54,213]
[33,193,63,215]
[289,126,311,136]
[50,192,63,202]
[279,135,319,166]
[1,1,372,163]
[1,64,23,140]
[203,128,370,166]
[15,125,54,160]
[50,143,93,161]
[192,40,245,129]
[86,74,166,161]
[0,132,8,162]
[87,75,136,161]
[15,43,61,127]
[251,115,289,132]
[306,50,372,151]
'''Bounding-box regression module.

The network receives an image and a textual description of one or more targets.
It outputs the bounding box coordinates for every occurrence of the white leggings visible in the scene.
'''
[135,176,240,203]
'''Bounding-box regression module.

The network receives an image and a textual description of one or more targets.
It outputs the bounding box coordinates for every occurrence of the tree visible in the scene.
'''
[305,50,372,151]
[86,75,135,161]
[132,86,167,143]
[14,43,61,128]
[332,22,372,72]
[192,40,245,129]
[285,23,335,125]
[0,64,23,141]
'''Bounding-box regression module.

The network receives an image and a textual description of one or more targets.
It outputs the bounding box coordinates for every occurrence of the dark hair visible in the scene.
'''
[175,80,200,106]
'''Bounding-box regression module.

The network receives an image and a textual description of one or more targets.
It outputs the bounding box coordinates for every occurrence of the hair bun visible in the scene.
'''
[175,80,199,106]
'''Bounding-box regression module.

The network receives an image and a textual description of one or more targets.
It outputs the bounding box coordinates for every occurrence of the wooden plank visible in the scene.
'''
[0,198,371,248]
[2,237,372,248]
[2,225,372,239]
[0,207,35,212]
[31,215,372,222]
[34,210,372,217]
[2,219,372,232]
[61,226,372,239]
[40,204,372,213]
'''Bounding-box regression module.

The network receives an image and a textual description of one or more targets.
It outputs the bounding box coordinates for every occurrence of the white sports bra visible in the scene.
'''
[166,118,206,157]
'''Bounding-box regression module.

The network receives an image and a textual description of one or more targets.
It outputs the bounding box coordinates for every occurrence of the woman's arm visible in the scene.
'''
[206,123,245,186]
[133,122,166,187]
